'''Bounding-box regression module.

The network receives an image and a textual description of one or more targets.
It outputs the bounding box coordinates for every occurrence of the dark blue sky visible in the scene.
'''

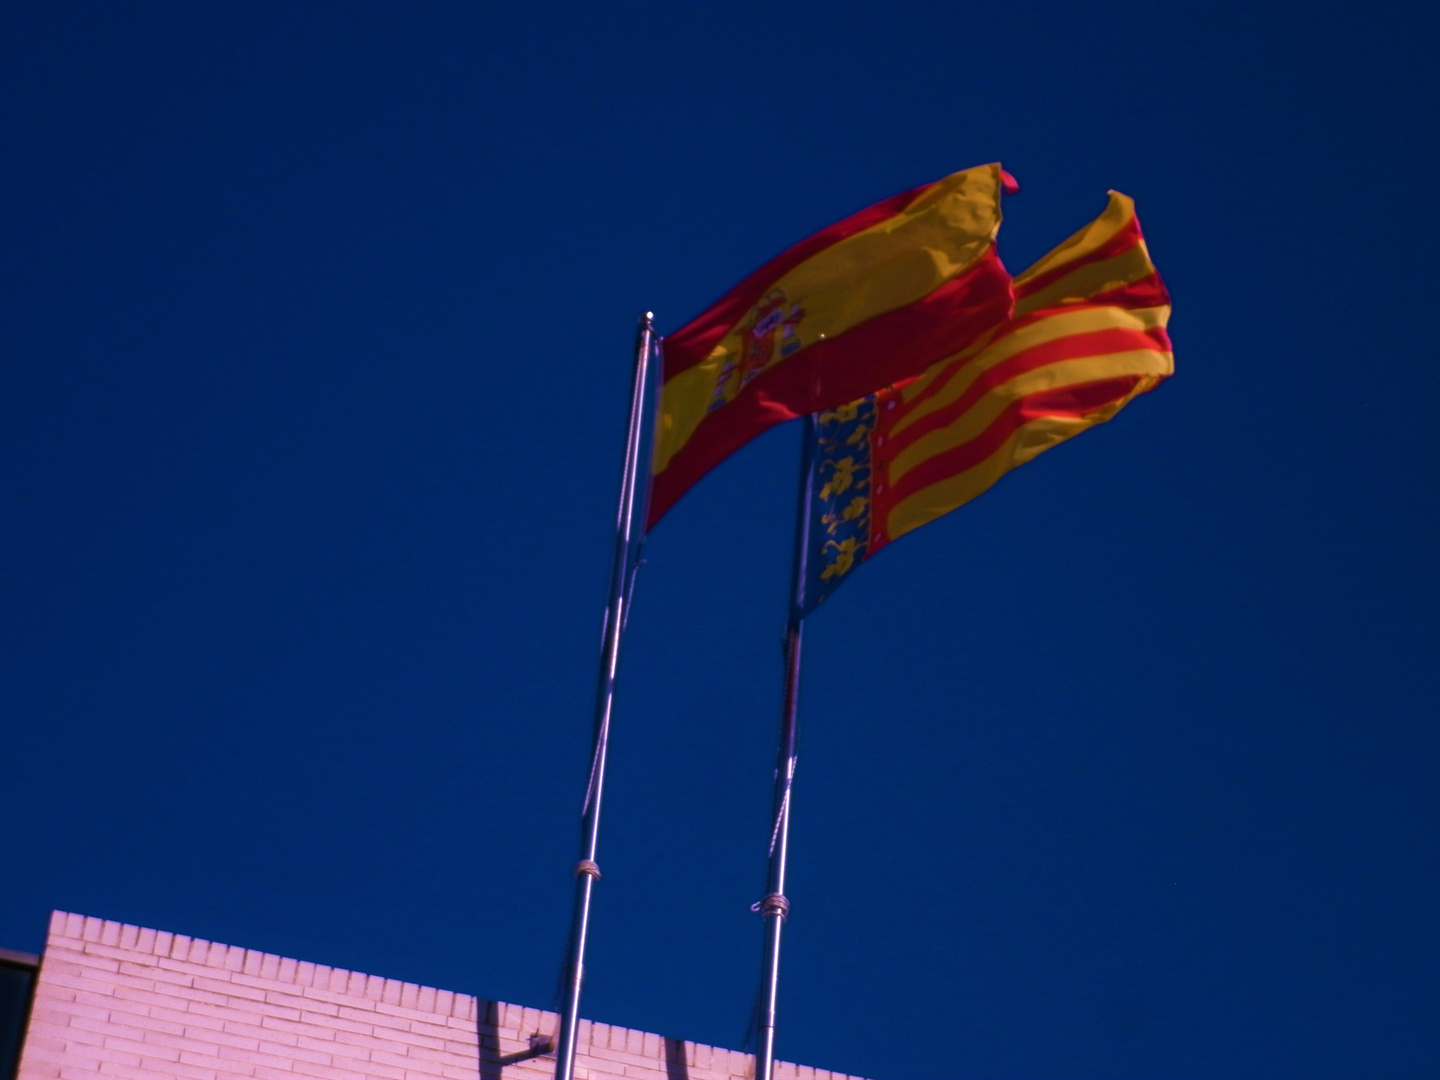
[3,3,1437,1077]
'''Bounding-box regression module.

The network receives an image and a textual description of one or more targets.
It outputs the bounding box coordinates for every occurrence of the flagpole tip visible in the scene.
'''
[639,311,654,328]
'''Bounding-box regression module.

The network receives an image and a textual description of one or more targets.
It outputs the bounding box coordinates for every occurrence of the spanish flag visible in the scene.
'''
[647,163,1017,528]
[798,191,1172,615]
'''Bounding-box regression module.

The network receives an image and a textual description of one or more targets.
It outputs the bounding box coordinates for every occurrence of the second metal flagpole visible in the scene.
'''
[554,312,657,1080]
[754,414,818,1080]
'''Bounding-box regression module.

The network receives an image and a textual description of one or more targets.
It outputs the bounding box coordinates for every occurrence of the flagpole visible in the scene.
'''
[554,312,657,1080]
[755,414,818,1080]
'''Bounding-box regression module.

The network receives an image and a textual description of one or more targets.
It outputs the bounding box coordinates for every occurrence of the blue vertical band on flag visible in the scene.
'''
[794,395,877,619]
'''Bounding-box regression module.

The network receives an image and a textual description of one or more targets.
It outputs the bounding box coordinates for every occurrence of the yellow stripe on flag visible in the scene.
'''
[653,165,1006,476]
[887,347,1173,485]
[864,190,1173,550]
[888,305,1170,441]
[1013,192,1135,288]
[883,395,1146,542]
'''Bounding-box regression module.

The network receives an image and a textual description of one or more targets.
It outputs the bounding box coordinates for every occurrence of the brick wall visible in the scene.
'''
[16,912,866,1080]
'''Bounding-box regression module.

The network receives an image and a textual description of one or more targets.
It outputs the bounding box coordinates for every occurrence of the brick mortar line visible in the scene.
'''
[39,911,859,1080]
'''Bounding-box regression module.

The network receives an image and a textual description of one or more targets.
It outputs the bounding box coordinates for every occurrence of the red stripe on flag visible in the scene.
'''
[882,324,1170,458]
[647,250,1012,528]
[661,183,933,380]
[1012,214,1145,302]
[1084,274,1172,312]
[886,304,1167,425]
[874,375,1147,529]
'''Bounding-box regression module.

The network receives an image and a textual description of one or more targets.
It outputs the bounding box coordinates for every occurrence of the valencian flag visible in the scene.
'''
[797,191,1172,615]
[647,163,1019,528]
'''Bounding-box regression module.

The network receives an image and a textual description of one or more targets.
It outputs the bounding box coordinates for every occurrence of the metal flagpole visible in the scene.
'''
[754,414,818,1080]
[554,312,657,1080]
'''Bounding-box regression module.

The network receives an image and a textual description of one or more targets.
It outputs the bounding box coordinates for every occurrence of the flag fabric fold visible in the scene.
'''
[647,163,1017,529]
[797,191,1172,616]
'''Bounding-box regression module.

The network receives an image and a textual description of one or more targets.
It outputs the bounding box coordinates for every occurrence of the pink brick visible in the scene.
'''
[143,1056,217,1080]
[332,1053,407,1080]
[589,1044,662,1069]
[146,1004,221,1032]
[126,961,193,988]
[379,1027,445,1052]
[92,1065,152,1079]
[374,1001,454,1026]
[142,1028,220,1054]
[215,1019,281,1043]
[29,1002,109,1025]
[256,1039,330,1066]
[65,1041,143,1068]
[194,976,265,1002]
[19,911,870,1080]
[70,1016,146,1043]
[296,1055,378,1080]
[182,1000,264,1028]
[26,1020,99,1049]
[295,1031,355,1058]
[263,1016,337,1042]
[87,1067,160,1080]
[405,1018,455,1043]
[39,972,129,999]
[174,1048,243,1075]
[195,1024,260,1052]
[47,958,119,979]
[292,985,351,1011]
[17,1035,69,1059]
[101,1035,181,1063]
[64,994,126,1021]
[152,956,200,975]
[25,1050,88,1076]
[418,1048,476,1070]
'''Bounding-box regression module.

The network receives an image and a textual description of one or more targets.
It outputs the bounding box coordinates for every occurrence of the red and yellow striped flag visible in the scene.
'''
[798,191,1172,614]
[648,163,1017,528]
